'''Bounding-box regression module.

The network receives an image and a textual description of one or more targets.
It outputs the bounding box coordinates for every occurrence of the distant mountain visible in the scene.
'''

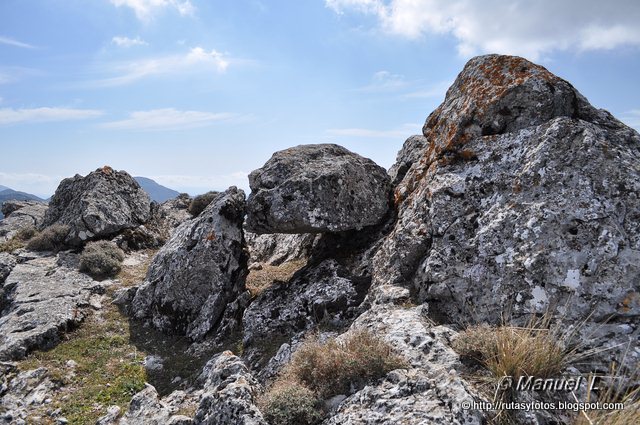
[134,177,180,203]
[0,188,45,219]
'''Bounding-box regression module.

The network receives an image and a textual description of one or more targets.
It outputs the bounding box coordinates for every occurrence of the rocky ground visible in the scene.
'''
[1,54,639,425]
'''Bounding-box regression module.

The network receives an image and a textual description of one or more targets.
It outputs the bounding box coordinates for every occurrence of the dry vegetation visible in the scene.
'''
[258,330,407,424]
[15,249,158,424]
[26,224,70,252]
[245,259,307,298]
[79,241,125,279]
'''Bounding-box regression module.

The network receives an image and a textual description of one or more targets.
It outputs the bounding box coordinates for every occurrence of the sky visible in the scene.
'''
[0,0,639,198]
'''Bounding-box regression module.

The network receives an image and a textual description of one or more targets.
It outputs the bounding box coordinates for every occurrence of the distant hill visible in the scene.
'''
[0,188,45,219]
[134,177,180,203]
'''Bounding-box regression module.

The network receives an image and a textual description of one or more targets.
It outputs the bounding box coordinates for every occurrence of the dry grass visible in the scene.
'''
[245,259,307,298]
[259,330,405,424]
[26,224,70,252]
[574,362,640,425]
[284,330,406,399]
[0,225,37,252]
[116,249,157,287]
[454,323,567,381]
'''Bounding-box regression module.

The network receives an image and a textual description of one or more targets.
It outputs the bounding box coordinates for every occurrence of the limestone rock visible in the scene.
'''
[194,351,267,425]
[374,54,640,368]
[0,253,104,360]
[131,187,248,342]
[43,167,151,246]
[245,231,317,266]
[324,294,486,425]
[0,253,16,284]
[388,134,429,186]
[0,201,48,242]
[0,367,58,424]
[107,385,196,425]
[242,259,368,347]
[246,144,391,234]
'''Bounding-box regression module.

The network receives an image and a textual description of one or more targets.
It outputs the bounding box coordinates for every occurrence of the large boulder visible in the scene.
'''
[43,166,151,246]
[244,231,317,266]
[0,200,48,242]
[246,144,391,234]
[131,187,248,342]
[374,54,640,368]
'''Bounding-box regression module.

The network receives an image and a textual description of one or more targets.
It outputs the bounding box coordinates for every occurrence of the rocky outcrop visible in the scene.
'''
[245,231,316,266]
[243,260,367,348]
[0,366,61,424]
[0,201,48,242]
[246,144,391,234]
[0,253,104,360]
[0,254,15,284]
[43,166,151,246]
[324,286,487,425]
[388,134,429,186]
[373,54,640,368]
[104,385,195,425]
[194,351,267,425]
[131,187,248,342]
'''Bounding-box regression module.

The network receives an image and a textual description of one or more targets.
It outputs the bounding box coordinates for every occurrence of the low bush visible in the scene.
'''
[188,191,219,216]
[26,224,70,252]
[79,240,125,279]
[258,379,323,425]
[14,225,38,241]
[288,330,407,399]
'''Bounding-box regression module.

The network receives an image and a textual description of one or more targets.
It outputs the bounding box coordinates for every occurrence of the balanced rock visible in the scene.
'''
[131,187,248,341]
[246,144,391,234]
[43,166,151,246]
[373,54,640,366]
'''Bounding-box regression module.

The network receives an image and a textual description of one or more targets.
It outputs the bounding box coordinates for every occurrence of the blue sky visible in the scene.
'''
[1,0,639,197]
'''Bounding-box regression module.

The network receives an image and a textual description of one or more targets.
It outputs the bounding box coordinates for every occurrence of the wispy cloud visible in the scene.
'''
[83,47,230,87]
[147,172,249,193]
[402,80,451,99]
[110,0,195,21]
[326,0,640,60]
[101,108,238,131]
[0,36,35,49]
[357,70,408,92]
[0,66,42,85]
[112,36,148,47]
[327,123,421,138]
[621,109,640,130]
[0,107,103,126]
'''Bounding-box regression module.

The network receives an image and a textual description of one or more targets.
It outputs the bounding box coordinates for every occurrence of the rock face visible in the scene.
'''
[194,351,266,425]
[43,166,151,246]
[246,144,391,234]
[374,54,640,366]
[131,187,248,342]
[325,306,486,424]
[0,253,104,360]
[243,260,367,346]
[244,231,316,266]
[0,201,48,242]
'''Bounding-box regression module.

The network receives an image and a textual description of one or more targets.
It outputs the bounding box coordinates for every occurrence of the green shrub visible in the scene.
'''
[26,224,70,252]
[79,240,125,279]
[258,380,323,425]
[188,191,219,216]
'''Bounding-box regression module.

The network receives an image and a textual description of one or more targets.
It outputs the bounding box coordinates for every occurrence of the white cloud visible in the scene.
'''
[101,108,237,131]
[327,123,420,138]
[621,109,640,130]
[110,0,194,21]
[326,0,640,59]
[0,36,35,49]
[0,107,103,126]
[0,67,40,85]
[86,47,229,87]
[112,36,148,47]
